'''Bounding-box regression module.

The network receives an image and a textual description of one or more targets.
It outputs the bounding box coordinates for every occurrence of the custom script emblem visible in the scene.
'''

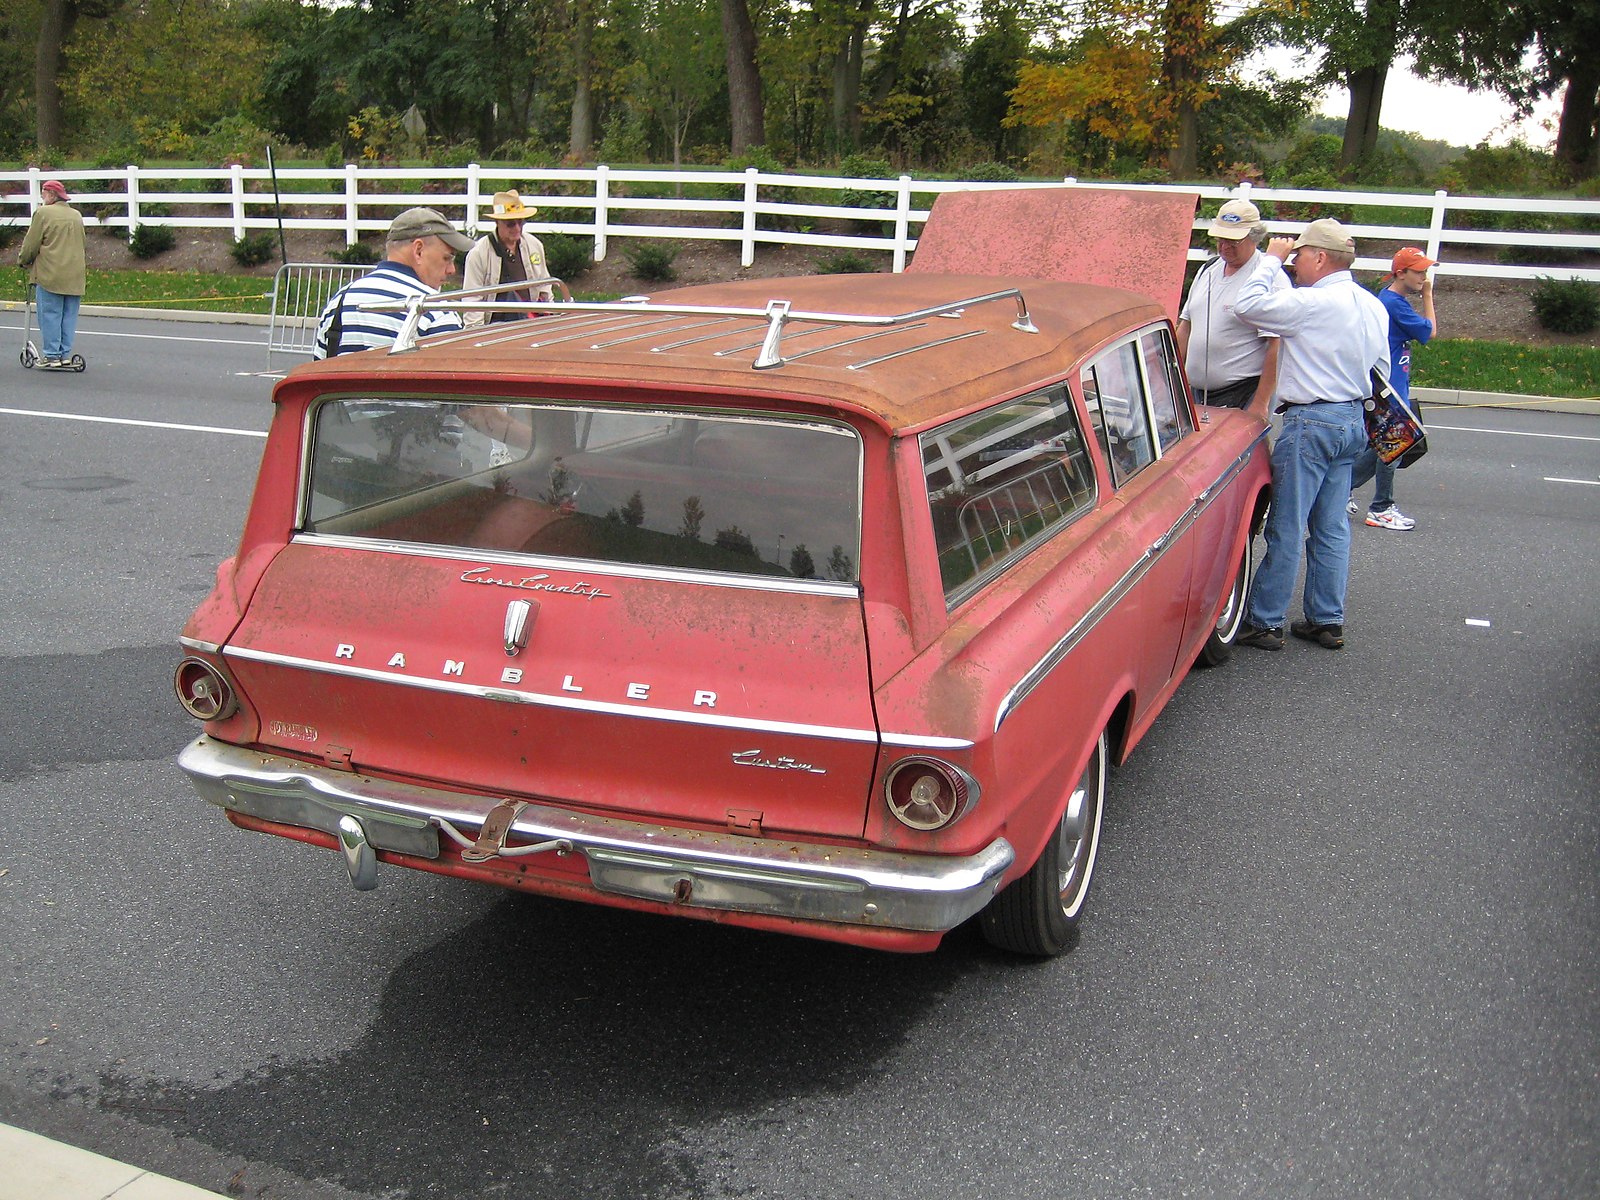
[732,749,826,775]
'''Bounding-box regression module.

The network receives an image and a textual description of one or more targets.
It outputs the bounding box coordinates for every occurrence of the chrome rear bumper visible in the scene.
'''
[178,737,1013,933]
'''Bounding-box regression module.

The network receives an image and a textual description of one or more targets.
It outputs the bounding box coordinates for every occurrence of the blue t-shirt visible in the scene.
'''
[1380,286,1433,403]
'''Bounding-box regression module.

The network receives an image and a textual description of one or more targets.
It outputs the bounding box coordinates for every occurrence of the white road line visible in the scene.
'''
[0,321,261,348]
[1429,423,1600,443]
[1545,476,1600,486]
[0,406,265,438]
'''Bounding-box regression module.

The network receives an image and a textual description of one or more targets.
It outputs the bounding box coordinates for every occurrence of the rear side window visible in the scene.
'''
[302,398,862,582]
[1141,327,1193,451]
[921,385,1097,603]
[1080,341,1155,485]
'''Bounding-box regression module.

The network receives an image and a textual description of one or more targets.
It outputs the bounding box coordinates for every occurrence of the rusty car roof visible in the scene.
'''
[292,272,1166,433]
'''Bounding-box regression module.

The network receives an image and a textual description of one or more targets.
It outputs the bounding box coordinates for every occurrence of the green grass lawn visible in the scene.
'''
[0,265,275,314]
[1415,338,1600,398]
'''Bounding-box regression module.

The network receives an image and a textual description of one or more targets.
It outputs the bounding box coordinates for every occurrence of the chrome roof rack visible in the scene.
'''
[366,283,1039,366]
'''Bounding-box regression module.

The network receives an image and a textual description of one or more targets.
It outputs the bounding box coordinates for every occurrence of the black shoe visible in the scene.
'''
[1237,624,1284,651]
[1290,619,1344,649]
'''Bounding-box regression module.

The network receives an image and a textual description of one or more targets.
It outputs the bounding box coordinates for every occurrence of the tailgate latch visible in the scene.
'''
[726,809,764,836]
[504,599,537,656]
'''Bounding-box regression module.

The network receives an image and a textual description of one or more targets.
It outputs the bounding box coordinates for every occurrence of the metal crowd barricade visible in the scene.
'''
[267,262,368,370]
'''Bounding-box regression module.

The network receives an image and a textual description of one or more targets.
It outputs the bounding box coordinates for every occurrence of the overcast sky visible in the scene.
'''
[1241,49,1562,150]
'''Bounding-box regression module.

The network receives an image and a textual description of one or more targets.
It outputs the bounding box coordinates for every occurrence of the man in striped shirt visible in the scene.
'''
[313,208,473,358]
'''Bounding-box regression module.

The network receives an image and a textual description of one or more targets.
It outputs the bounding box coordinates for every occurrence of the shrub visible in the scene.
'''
[491,139,557,168]
[196,115,278,164]
[814,251,877,274]
[1449,140,1557,195]
[0,224,22,249]
[541,232,591,281]
[230,233,276,267]
[331,240,380,266]
[94,147,139,170]
[625,242,678,283]
[720,146,800,230]
[428,139,479,168]
[1530,276,1600,335]
[1283,133,1343,180]
[597,114,650,164]
[128,224,175,259]
[839,153,894,211]
[965,161,1021,183]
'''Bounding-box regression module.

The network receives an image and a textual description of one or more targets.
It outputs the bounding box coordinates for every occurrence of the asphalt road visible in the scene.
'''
[1,312,1596,1200]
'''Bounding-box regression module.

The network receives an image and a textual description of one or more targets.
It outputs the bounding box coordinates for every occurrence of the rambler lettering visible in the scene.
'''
[330,643,716,707]
[460,566,611,601]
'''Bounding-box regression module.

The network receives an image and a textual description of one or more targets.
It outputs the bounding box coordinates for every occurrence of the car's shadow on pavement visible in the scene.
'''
[98,891,999,1198]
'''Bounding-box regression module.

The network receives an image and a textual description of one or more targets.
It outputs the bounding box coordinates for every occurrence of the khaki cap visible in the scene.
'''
[387,207,474,253]
[1293,218,1355,254]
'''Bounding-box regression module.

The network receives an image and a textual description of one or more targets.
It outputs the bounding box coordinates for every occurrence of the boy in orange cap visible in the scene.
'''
[1351,246,1436,530]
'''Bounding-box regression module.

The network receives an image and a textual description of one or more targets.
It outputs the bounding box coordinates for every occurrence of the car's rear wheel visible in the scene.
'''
[980,732,1107,957]
[1198,536,1253,667]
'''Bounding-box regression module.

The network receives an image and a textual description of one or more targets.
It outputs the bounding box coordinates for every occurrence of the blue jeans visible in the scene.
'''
[36,287,81,360]
[1246,402,1368,629]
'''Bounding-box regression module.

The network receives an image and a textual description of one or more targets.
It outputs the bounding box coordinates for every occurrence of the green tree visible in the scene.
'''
[34,0,122,150]
[1272,0,1527,173]
[1411,0,1600,180]
[626,0,725,168]
[720,0,764,152]
[65,0,266,155]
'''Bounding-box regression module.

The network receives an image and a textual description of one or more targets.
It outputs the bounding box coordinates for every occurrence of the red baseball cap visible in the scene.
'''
[41,179,69,199]
[1391,246,1435,273]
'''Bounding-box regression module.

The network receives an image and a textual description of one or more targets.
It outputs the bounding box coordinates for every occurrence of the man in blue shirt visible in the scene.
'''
[1350,247,1437,530]
[313,208,472,358]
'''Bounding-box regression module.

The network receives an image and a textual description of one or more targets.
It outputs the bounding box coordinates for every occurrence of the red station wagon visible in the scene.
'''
[175,188,1271,955]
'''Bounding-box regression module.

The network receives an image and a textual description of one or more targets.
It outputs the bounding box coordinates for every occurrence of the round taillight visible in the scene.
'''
[884,758,980,831]
[174,657,237,721]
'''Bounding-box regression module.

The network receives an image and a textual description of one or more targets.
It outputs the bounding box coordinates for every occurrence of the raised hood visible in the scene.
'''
[907,185,1201,320]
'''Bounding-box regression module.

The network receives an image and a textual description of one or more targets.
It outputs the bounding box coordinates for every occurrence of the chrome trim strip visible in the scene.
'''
[848,329,985,371]
[179,736,1012,932]
[780,323,929,362]
[216,637,970,750]
[649,321,769,352]
[224,643,885,743]
[713,322,835,358]
[179,635,222,655]
[994,434,1266,731]
[589,318,728,349]
[289,533,860,595]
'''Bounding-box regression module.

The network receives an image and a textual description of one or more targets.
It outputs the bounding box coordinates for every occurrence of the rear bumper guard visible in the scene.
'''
[178,737,1014,933]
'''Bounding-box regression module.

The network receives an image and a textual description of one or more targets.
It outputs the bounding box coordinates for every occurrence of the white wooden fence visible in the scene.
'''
[2,163,1597,282]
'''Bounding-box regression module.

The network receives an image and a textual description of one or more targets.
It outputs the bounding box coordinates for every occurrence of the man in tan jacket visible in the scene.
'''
[19,179,86,369]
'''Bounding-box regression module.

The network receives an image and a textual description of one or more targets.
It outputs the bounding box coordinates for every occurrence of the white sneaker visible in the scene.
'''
[1365,506,1415,531]
[1347,497,1360,516]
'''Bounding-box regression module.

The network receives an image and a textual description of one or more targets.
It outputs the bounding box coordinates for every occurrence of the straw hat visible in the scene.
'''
[486,190,537,221]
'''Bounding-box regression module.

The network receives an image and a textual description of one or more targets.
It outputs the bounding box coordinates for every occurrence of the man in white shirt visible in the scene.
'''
[1175,198,1285,410]
[1231,218,1390,652]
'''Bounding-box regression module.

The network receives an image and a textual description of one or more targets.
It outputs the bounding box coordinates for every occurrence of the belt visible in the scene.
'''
[1275,399,1361,413]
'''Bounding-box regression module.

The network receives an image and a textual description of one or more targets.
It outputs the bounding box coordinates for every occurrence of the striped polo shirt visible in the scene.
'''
[312,262,464,359]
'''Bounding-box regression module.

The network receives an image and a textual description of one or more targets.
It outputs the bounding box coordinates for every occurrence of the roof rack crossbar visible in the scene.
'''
[365,285,1037,363]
